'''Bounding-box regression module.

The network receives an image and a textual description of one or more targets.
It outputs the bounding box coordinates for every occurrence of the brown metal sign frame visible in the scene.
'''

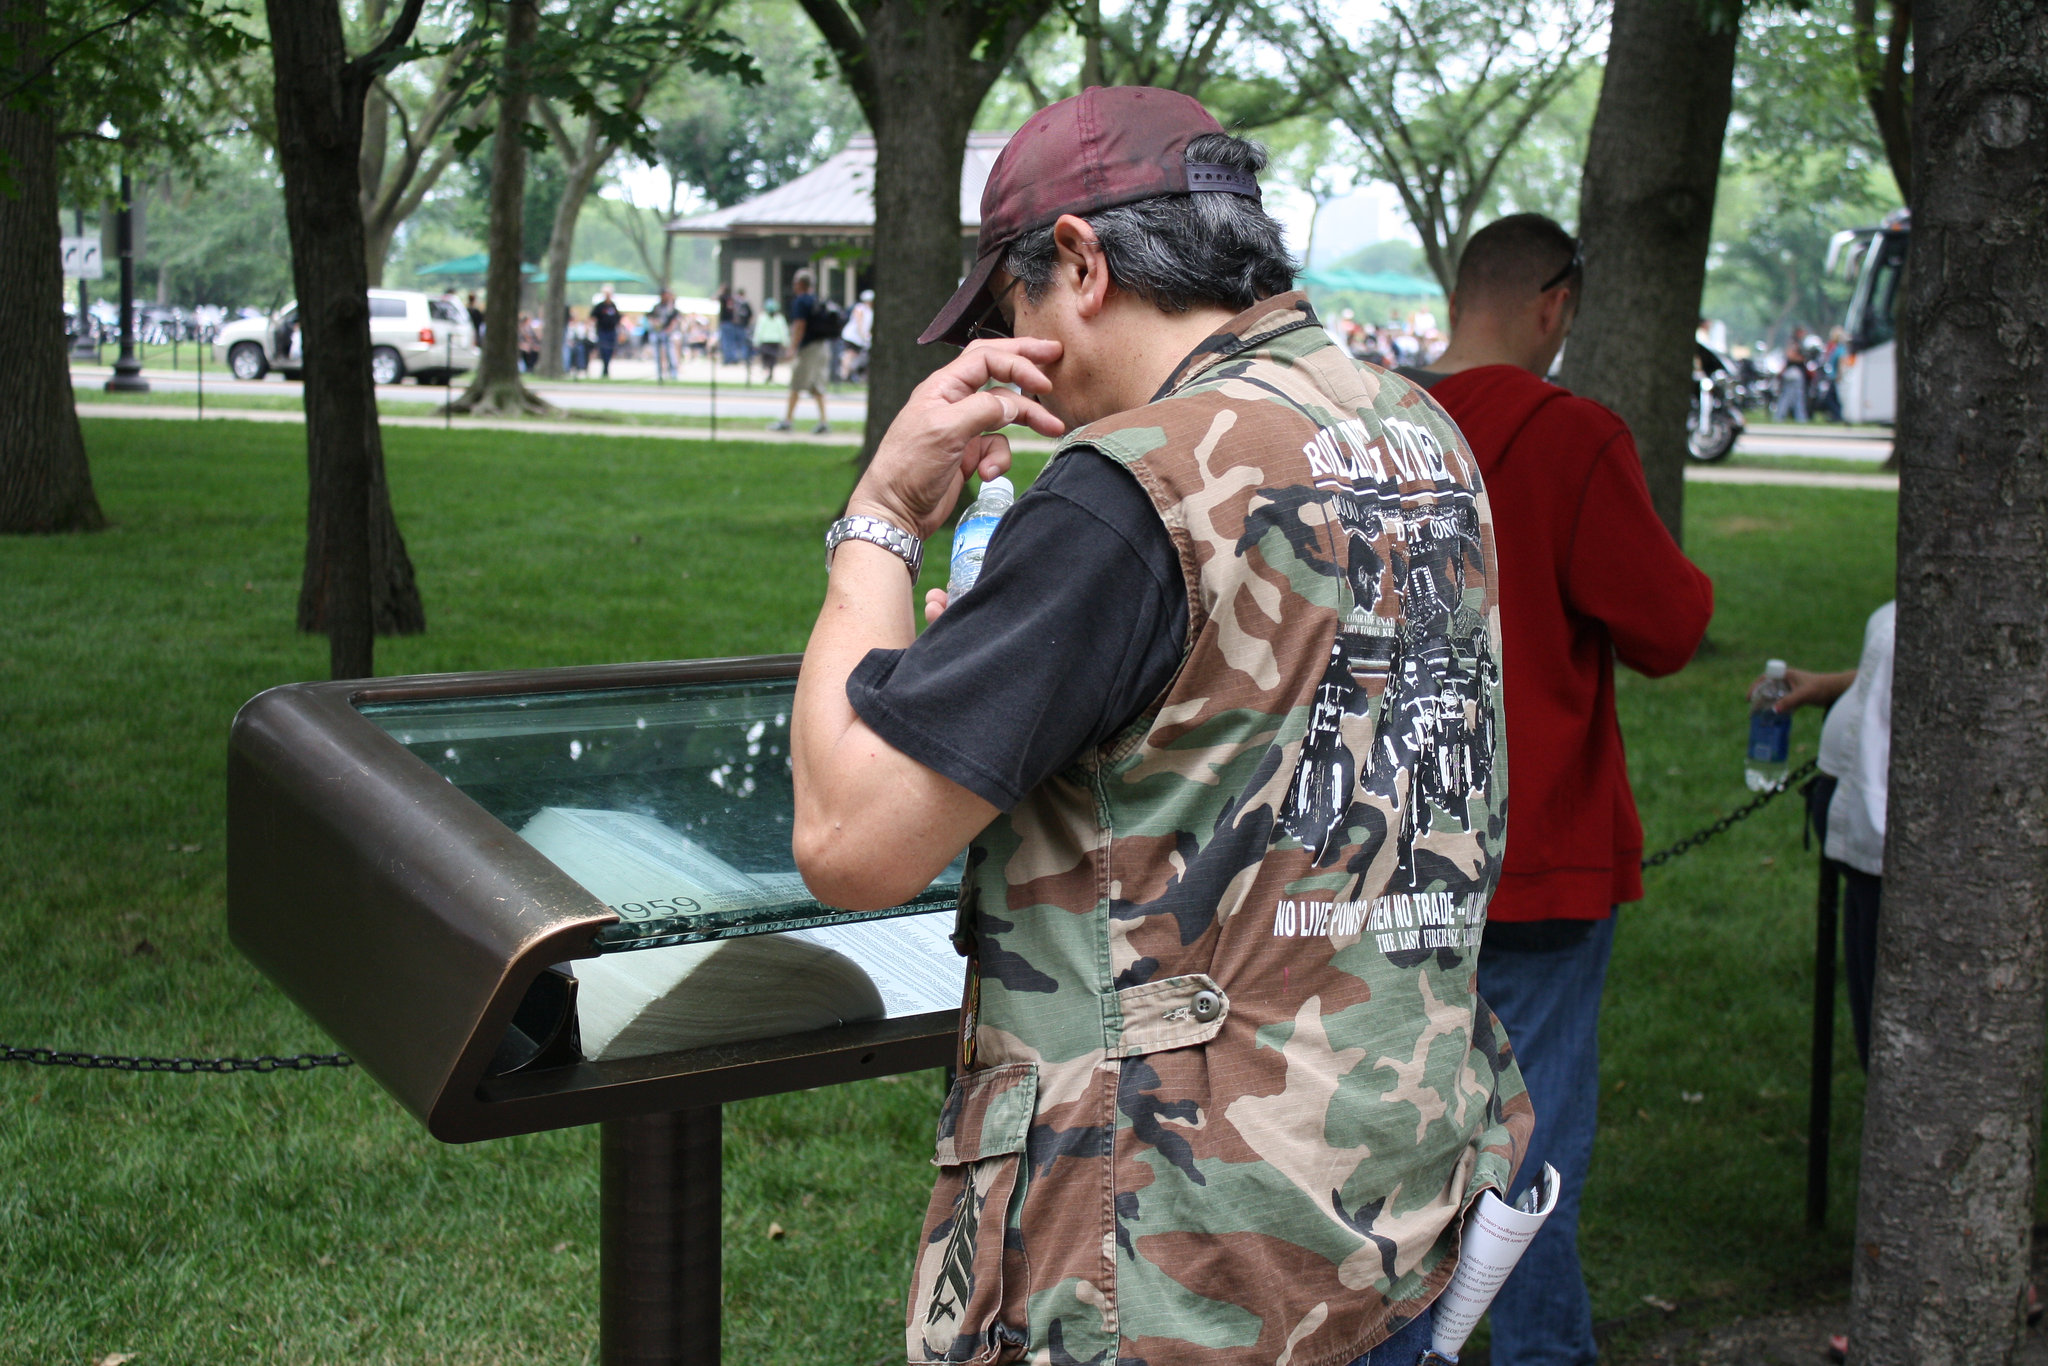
[226,653,955,1144]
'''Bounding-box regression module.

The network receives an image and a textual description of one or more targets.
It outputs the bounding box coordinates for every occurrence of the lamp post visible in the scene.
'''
[104,166,149,394]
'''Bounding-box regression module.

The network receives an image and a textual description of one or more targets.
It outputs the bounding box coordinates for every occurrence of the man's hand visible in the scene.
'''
[789,338,1059,911]
[1755,666,1857,712]
[847,338,1065,538]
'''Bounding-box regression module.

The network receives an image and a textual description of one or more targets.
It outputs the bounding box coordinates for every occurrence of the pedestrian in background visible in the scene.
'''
[590,285,623,379]
[517,312,540,373]
[1774,327,1811,422]
[770,268,835,434]
[840,288,874,381]
[647,288,681,381]
[751,297,788,382]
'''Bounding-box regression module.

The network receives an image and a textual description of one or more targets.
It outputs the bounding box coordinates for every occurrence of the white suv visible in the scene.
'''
[214,290,481,385]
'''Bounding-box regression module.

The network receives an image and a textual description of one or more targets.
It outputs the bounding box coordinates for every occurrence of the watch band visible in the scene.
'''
[824,513,923,579]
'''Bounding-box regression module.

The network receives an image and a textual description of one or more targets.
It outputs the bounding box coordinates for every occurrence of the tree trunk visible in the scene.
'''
[861,82,978,468]
[454,0,552,416]
[1848,1,2048,1361]
[0,0,104,534]
[1554,0,1738,545]
[795,0,1052,471]
[1853,0,1915,203]
[364,216,398,287]
[535,110,610,381]
[267,0,428,678]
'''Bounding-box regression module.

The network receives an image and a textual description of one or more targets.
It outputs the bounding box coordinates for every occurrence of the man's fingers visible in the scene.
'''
[928,389,1056,445]
[950,337,1062,400]
[962,432,1013,484]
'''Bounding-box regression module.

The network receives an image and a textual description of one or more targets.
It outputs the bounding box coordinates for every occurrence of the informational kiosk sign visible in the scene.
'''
[226,654,961,1143]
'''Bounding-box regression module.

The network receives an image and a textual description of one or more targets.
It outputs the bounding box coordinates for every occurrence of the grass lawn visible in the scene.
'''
[1,417,1931,1363]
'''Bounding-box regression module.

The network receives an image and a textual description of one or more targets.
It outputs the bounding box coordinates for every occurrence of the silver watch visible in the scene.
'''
[824,514,923,579]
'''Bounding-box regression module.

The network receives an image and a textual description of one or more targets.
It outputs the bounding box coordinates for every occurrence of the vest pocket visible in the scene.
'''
[907,1062,1037,1365]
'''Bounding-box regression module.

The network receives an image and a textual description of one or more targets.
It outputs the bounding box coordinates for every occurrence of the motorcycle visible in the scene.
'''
[1686,341,1746,463]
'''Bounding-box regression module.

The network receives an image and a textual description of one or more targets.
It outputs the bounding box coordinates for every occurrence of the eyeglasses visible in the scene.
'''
[1539,243,1583,294]
[966,276,1022,342]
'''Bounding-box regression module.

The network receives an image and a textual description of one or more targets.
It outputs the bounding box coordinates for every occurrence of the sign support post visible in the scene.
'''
[601,1106,724,1365]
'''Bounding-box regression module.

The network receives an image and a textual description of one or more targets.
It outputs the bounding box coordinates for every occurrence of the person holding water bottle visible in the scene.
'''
[792,86,1531,1366]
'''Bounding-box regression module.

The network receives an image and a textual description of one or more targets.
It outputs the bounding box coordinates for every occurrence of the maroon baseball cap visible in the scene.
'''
[919,86,1258,346]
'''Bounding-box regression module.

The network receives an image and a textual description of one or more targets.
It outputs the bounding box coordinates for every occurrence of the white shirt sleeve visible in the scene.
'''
[1857,602,1895,848]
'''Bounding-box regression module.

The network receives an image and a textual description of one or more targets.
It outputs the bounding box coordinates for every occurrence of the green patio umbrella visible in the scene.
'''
[562,261,654,285]
[415,253,537,278]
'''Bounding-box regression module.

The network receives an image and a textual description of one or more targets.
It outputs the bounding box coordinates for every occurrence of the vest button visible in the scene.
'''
[1190,989,1223,1023]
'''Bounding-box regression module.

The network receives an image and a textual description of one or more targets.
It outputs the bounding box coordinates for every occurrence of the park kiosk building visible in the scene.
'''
[665,131,1007,311]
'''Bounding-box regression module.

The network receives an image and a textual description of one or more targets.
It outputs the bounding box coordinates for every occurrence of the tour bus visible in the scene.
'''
[1825,207,1908,424]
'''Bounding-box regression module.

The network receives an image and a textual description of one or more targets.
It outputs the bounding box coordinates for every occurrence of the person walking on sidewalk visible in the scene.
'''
[590,285,623,378]
[1398,212,1715,1366]
[750,298,788,382]
[769,269,834,434]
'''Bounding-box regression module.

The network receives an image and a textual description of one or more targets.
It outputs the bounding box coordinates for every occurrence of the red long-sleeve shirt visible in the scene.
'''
[1425,365,1714,921]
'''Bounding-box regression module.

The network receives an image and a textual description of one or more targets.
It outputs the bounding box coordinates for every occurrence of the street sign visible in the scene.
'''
[61,236,103,280]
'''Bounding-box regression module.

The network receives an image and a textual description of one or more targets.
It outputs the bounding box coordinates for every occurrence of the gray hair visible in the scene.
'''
[1000,132,1297,315]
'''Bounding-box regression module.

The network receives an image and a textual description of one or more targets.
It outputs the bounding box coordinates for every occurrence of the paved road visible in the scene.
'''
[1733,425,1892,461]
[70,361,860,423]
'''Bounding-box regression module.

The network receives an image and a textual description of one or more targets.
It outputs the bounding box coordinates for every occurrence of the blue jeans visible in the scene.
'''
[1346,1302,1435,1366]
[1475,914,1615,1366]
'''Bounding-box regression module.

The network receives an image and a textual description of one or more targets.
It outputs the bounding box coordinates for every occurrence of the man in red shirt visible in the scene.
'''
[1400,213,1714,1366]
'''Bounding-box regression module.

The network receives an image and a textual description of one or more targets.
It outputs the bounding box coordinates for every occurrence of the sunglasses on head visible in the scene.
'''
[1539,243,1583,294]
[966,276,1023,342]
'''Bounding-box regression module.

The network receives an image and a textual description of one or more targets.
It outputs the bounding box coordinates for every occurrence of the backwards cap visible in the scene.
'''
[919,86,1258,346]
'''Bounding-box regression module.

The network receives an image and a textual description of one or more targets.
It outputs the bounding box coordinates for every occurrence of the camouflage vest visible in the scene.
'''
[908,294,1531,1366]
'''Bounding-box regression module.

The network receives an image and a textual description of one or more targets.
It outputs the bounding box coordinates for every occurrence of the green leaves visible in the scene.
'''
[442,0,759,167]
[3,0,261,194]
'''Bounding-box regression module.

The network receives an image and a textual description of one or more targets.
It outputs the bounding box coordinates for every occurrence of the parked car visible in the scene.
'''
[213,290,479,385]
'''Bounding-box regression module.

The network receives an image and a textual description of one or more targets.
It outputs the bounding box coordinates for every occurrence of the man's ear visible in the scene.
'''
[1052,213,1110,319]
[1536,287,1571,341]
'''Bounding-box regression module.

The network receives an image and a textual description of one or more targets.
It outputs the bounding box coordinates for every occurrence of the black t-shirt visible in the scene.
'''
[787,292,820,343]
[591,299,622,334]
[847,450,1189,810]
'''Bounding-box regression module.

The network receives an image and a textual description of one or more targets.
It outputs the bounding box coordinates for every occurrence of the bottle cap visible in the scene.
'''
[982,475,1015,503]
[1765,659,1787,679]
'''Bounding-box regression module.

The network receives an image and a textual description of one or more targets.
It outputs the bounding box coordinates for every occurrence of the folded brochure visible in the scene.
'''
[1423,1162,1561,1362]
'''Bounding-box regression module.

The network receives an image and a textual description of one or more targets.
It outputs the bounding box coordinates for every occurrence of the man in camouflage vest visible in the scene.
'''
[792,86,1530,1366]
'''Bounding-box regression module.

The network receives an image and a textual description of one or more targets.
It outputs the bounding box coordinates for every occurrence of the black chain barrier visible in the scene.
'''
[1641,757,1819,870]
[2,761,1820,1075]
[1,1044,351,1073]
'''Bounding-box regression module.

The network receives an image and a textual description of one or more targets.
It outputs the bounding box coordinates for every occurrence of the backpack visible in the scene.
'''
[807,298,845,341]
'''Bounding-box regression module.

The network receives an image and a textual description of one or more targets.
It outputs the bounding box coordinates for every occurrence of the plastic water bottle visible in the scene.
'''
[947,475,1014,599]
[1745,659,1793,792]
